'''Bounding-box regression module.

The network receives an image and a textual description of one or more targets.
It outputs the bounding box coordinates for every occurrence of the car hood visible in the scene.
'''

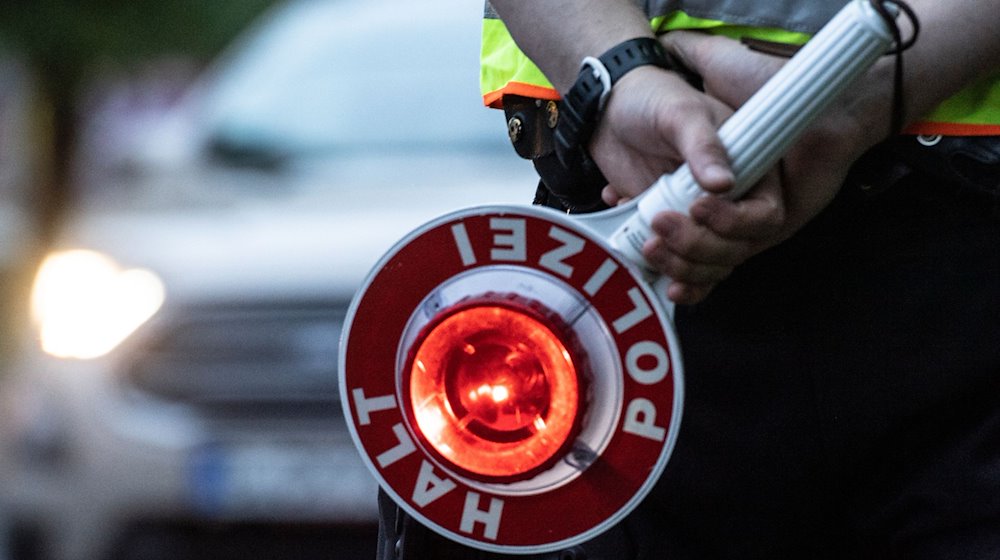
[57,151,537,304]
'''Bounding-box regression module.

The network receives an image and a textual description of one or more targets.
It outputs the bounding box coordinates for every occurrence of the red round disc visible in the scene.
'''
[340,206,682,554]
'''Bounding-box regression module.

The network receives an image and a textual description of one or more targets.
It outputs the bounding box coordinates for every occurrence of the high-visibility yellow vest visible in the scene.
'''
[481,4,1000,136]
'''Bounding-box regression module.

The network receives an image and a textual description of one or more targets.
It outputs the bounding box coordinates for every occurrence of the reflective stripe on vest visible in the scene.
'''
[481,15,560,108]
[480,11,810,108]
[481,2,1000,136]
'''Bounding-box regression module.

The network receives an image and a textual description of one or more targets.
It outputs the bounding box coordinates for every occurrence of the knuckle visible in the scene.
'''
[662,254,695,280]
[758,203,785,232]
[707,210,739,235]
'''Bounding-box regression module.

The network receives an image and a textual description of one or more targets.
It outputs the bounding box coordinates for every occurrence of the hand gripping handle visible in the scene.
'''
[610,0,895,269]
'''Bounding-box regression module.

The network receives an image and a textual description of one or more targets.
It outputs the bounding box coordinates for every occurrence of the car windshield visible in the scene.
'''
[198,0,510,157]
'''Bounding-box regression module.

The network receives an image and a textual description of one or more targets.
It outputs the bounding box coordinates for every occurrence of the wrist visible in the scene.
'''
[554,37,678,170]
[845,57,898,149]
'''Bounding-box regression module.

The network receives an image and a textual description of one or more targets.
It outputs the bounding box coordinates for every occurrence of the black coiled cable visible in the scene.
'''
[870,0,920,136]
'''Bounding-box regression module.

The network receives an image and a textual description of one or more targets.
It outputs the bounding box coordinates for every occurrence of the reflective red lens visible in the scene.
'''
[408,303,581,480]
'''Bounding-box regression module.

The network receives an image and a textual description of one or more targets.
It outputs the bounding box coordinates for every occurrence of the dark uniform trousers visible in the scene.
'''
[376,132,1000,559]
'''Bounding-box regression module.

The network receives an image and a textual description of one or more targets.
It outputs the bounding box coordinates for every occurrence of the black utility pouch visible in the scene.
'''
[502,95,609,214]
[891,135,1000,200]
[847,135,1000,204]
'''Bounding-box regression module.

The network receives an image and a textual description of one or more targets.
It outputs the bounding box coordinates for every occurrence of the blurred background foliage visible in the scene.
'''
[0,0,277,238]
[1,0,276,93]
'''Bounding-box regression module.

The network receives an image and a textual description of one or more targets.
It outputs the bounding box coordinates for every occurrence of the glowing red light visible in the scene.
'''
[407,302,581,480]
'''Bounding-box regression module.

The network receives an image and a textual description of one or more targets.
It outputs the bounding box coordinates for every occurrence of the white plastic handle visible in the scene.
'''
[610,0,894,269]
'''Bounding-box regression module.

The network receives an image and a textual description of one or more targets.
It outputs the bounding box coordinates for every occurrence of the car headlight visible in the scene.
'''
[30,249,165,359]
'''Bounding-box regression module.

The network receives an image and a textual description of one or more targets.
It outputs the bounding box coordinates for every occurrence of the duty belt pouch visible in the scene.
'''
[502,95,609,214]
[847,134,1000,204]
[890,135,1000,200]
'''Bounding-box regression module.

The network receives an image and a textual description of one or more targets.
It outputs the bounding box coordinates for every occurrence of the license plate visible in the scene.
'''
[189,441,378,519]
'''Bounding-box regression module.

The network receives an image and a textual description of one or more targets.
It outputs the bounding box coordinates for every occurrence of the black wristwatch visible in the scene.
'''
[553,37,677,171]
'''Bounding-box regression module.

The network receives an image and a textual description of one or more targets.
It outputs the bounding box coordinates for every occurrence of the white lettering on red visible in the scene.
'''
[583,258,618,296]
[351,388,397,426]
[460,491,505,540]
[612,287,653,334]
[623,398,667,442]
[376,423,417,468]
[451,223,477,266]
[539,226,585,278]
[490,218,526,262]
[625,340,669,385]
[412,460,456,507]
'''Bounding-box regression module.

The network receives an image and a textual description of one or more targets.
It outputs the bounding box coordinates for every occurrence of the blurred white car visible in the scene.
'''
[0,0,535,559]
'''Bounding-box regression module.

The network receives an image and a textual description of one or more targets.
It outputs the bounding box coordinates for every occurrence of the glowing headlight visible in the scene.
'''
[31,250,165,359]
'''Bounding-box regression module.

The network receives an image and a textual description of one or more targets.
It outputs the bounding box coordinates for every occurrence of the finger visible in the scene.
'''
[666,280,718,305]
[644,239,735,284]
[601,185,632,206]
[647,211,756,267]
[601,186,622,206]
[658,96,735,195]
[682,136,736,195]
[688,172,785,241]
[631,70,734,195]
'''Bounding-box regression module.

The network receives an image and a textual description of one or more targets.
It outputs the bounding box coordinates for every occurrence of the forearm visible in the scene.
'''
[898,0,1000,125]
[490,0,1000,128]
[488,0,653,91]
[824,0,1000,148]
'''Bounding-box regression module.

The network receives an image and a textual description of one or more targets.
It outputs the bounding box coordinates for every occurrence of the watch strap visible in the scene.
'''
[553,37,675,171]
